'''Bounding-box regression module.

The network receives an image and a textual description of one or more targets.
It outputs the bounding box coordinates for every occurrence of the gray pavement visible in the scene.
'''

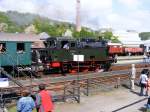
[54,86,148,112]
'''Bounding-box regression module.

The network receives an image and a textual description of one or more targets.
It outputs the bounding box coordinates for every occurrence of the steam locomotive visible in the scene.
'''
[32,37,114,74]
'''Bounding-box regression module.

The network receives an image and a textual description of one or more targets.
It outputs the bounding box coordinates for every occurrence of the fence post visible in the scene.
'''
[63,84,66,102]
[116,77,120,88]
[86,79,89,96]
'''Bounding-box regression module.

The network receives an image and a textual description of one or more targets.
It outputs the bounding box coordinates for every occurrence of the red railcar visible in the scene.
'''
[124,47,143,55]
[108,43,123,55]
[108,43,144,56]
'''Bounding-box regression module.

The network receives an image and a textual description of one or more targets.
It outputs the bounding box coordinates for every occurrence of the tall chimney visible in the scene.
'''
[76,0,81,32]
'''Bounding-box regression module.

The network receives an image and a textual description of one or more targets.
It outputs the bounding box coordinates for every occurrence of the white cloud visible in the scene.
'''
[107,13,142,30]
[0,0,37,13]
[0,0,150,31]
[118,0,141,9]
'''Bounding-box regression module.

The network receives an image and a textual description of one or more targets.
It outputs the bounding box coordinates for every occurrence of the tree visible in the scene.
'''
[139,32,150,40]
[33,18,67,36]
[0,11,24,33]
[111,36,120,43]
[102,31,113,40]
[72,28,96,39]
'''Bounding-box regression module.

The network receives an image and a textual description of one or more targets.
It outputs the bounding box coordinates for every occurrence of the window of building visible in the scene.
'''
[17,43,25,53]
[0,43,6,53]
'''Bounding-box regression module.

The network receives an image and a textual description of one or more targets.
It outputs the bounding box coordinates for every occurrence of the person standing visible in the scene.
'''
[147,96,150,111]
[17,90,35,112]
[139,69,148,96]
[143,53,147,63]
[35,84,54,112]
[130,64,136,91]
[146,76,150,96]
[63,43,69,49]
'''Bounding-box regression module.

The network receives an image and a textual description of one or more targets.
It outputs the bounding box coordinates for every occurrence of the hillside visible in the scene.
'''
[5,11,60,26]
[0,11,95,36]
[0,11,120,42]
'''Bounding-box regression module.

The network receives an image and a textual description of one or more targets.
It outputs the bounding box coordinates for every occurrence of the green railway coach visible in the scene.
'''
[0,33,40,67]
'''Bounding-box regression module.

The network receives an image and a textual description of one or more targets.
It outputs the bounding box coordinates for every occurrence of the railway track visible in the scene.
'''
[4,63,149,81]
[2,66,147,93]
[0,64,149,106]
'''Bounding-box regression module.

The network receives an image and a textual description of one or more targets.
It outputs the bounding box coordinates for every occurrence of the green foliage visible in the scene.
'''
[0,11,24,33]
[0,11,121,43]
[102,31,113,40]
[72,28,96,39]
[139,32,150,40]
[0,12,11,24]
[96,31,120,43]
[111,36,120,43]
[33,18,67,36]
[7,25,24,33]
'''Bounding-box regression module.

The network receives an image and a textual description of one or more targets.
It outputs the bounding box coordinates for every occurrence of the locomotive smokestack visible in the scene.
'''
[76,0,81,32]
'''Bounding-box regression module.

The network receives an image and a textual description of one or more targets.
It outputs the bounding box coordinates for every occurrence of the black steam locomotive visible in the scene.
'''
[32,37,114,74]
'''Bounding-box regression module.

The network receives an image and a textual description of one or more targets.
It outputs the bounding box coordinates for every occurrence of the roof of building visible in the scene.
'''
[113,30,143,46]
[0,33,41,42]
[108,42,122,46]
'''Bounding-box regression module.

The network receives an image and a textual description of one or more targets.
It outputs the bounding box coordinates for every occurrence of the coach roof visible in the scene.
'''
[0,33,40,42]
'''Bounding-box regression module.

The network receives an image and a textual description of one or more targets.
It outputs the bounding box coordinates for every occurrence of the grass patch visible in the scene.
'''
[8,106,36,112]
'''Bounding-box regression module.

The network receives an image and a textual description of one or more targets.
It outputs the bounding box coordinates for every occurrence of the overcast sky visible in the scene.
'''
[0,0,150,32]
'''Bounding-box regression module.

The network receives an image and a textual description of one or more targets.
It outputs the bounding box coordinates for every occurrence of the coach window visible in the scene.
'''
[17,43,25,53]
[0,43,6,53]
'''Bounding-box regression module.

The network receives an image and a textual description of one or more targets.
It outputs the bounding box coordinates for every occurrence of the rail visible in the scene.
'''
[8,66,149,87]
[117,56,143,61]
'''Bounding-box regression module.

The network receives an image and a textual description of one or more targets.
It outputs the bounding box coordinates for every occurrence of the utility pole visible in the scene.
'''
[76,0,81,32]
